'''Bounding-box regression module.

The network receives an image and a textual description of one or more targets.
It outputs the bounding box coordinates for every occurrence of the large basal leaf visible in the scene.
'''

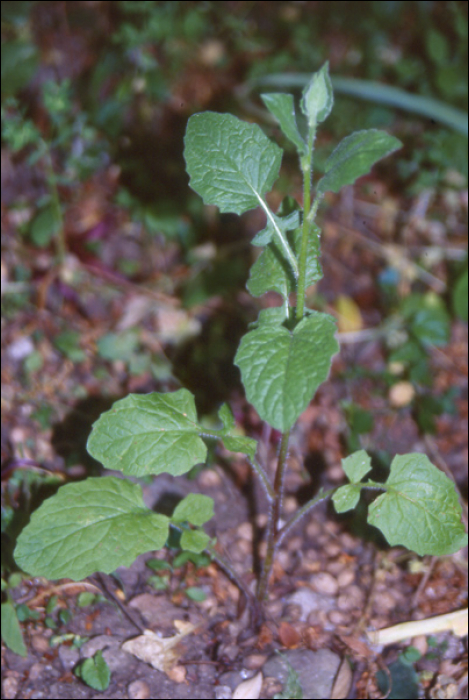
[235,312,339,431]
[87,389,207,477]
[184,111,282,215]
[367,453,468,556]
[14,477,170,580]
[261,92,306,153]
[317,129,402,195]
[248,223,322,299]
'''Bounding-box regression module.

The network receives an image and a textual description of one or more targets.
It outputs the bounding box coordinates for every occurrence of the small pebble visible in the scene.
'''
[372,590,396,611]
[328,610,347,625]
[389,380,415,407]
[7,336,34,360]
[311,572,339,596]
[30,634,50,654]
[197,468,222,488]
[337,569,355,588]
[244,653,268,670]
[29,663,45,681]
[2,676,19,700]
[283,496,297,513]
[128,679,150,699]
[287,535,303,552]
[237,522,253,540]
[236,538,251,556]
[167,664,186,683]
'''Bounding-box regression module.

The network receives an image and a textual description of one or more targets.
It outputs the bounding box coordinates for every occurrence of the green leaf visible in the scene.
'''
[401,293,451,346]
[54,330,86,362]
[301,61,334,126]
[251,307,290,328]
[1,40,38,96]
[452,267,468,322]
[376,657,419,700]
[235,312,339,431]
[367,454,468,556]
[261,92,306,153]
[1,601,27,657]
[333,483,363,513]
[185,586,207,602]
[14,477,170,580]
[218,403,235,432]
[251,73,468,136]
[97,331,139,361]
[76,650,111,691]
[411,307,450,346]
[180,528,211,553]
[341,450,373,482]
[316,129,402,195]
[172,494,214,526]
[217,402,258,460]
[247,223,322,299]
[333,450,373,513]
[221,434,258,461]
[184,111,282,215]
[251,210,300,246]
[29,204,61,247]
[87,389,207,477]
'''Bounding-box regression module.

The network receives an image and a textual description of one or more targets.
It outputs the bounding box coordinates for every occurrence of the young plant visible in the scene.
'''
[14,64,467,625]
[1,80,104,264]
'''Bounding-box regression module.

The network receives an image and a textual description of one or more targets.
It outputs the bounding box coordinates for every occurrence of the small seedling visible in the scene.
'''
[74,649,111,692]
[14,64,467,625]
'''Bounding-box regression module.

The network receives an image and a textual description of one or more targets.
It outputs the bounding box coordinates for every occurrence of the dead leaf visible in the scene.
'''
[335,295,363,333]
[367,608,468,645]
[331,657,352,699]
[233,671,263,699]
[278,621,301,648]
[121,620,197,675]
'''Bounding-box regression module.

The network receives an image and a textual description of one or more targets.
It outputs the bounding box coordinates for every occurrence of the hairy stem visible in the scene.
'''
[256,429,291,602]
[205,541,262,627]
[275,487,336,548]
[199,431,274,501]
[169,523,262,626]
[296,125,316,320]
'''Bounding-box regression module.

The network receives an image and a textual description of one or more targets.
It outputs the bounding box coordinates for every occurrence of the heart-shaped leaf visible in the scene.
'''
[235,312,339,431]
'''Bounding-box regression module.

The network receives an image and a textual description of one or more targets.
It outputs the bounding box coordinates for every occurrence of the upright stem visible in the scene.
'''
[296,125,316,320]
[256,123,321,602]
[256,429,291,602]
